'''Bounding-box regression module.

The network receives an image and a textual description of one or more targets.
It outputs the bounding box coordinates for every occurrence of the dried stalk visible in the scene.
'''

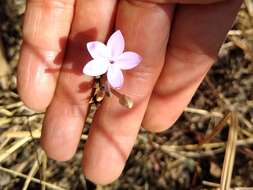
[220,112,238,190]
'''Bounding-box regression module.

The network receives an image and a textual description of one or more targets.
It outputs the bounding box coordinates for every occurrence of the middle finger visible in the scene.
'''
[83,0,174,184]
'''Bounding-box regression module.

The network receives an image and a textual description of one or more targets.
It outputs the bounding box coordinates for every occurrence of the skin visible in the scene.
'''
[18,0,242,185]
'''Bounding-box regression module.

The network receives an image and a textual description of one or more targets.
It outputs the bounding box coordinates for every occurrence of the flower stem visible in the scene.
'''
[101,80,134,109]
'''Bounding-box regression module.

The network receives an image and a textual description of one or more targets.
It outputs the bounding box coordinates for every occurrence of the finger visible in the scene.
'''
[143,0,242,132]
[17,0,75,111]
[137,0,225,4]
[83,0,174,184]
[41,0,117,161]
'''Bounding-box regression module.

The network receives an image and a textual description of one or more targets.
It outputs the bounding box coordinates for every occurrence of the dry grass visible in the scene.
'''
[0,1,253,190]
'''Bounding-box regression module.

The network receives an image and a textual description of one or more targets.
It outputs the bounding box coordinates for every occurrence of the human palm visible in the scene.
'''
[17,0,242,184]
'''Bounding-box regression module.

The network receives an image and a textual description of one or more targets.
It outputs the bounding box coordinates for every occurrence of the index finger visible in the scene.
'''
[17,0,75,111]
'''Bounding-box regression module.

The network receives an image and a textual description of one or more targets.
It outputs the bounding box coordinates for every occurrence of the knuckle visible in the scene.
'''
[126,0,165,7]
[123,68,158,99]
[129,0,167,4]
[28,0,74,10]
[168,43,216,66]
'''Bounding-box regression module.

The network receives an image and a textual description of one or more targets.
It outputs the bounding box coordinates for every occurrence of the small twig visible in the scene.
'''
[0,108,13,116]
[0,166,66,190]
[2,130,88,140]
[0,136,33,162]
[41,153,47,190]
[205,77,253,130]
[240,128,253,138]
[3,112,44,119]
[237,113,253,130]
[200,112,232,144]
[0,127,19,150]
[220,112,238,190]
[160,138,253,152]
[172,148,225,158]
[239,147,253,160]
[167,157,186,170]
[0,117,12,126]
[185,107,224,118]
[22,151,43,190]
[245,0,253,17]
[0,37,10,89]
[0,101,24,109]
[3,130,41,138]
[0,137,12,150]
[202,180,220,188]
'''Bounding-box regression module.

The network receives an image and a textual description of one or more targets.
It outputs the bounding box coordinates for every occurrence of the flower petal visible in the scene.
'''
[107,30,125,57]
[115,51,142,70]
[83,59,109,76]
[87,41,111,59]
[107,65,124,89]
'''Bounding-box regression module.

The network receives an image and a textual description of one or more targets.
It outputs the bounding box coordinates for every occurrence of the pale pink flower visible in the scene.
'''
[83,30,142,89]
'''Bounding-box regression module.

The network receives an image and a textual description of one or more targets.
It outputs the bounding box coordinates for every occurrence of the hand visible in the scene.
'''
[17,0,242,185]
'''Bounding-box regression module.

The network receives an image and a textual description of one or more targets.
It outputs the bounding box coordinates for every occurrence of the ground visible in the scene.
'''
[0,1,253,190]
